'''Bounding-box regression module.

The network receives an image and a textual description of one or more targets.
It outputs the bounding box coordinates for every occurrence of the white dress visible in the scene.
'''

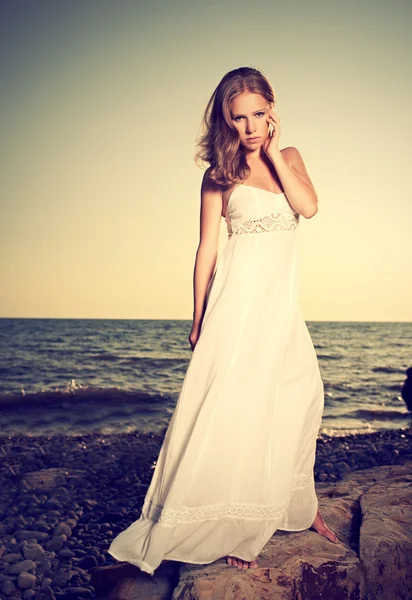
[107,183,324,576]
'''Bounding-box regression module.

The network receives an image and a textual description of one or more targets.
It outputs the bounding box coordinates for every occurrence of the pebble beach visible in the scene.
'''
[0,427,411,599]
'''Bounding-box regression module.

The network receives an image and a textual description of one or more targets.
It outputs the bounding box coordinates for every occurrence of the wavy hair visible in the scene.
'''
[194,66,276,188]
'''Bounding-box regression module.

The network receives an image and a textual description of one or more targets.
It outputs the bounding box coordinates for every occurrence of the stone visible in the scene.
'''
[53,523,72,539]
[33,586,56,599]
[92,462,412,600]
[51,568,71,587]
[99,512,125,523]
[8,558,36,574]
[19,468,85,492]
[23,545,46,560]
[33,521,49,532]
[35,559,51,575]
[77,555,98,570]
[173,535,363,599]
[2,553,24,563]
[91,561,180,600]
[15,531,49,542]
[66,586,93,598]
[45,538,64,552]
[17,571,36,590]
[86,547,100,559]
[1,579,16,596]
[58,549,75,559]
[358,468,412,600]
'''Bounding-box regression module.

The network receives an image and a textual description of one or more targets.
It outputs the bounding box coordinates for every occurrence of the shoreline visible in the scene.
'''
[1,427,412,493]
[0,427,411,597]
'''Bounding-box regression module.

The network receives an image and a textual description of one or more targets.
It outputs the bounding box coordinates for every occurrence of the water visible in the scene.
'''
[0,318,410,437]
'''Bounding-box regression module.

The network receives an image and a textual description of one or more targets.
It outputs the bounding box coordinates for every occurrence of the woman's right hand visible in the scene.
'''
[188,323,201,351]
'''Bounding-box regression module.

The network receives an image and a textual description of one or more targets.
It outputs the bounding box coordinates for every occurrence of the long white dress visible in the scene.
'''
[107,183,324,576]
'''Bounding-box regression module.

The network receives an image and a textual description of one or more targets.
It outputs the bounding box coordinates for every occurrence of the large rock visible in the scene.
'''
[92,462,412,599]
[357,465,412,600]
[19,467,87,491]
[91,561,180,600]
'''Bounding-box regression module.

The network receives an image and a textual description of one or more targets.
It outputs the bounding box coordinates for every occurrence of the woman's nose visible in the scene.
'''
[246,119,256,134]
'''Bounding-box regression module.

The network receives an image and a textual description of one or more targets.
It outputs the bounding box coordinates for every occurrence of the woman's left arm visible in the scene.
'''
[270,146,319,219]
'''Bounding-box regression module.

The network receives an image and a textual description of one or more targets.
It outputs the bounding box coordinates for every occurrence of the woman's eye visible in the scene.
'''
[233,112,264,122]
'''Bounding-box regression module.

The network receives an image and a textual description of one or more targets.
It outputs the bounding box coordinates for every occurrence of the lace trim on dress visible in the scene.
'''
[292,472,314,489]
[141,472,314,526]
[226,212,299,239]
[143,501,288,525]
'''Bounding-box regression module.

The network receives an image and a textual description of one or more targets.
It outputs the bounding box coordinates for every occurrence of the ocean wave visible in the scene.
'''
[317,354,344,361]
[371,366,408,375]
[340,408,410,420]
[0,385,169,410]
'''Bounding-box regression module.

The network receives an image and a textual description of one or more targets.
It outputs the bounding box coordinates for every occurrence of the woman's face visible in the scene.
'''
[229,91,271,151]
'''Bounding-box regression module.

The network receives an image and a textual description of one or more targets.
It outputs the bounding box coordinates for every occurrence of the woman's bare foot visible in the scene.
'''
[226,556,259,570]
[311,509,339,543]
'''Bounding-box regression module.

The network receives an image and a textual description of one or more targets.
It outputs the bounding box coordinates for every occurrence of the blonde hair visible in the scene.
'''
[194,66,276,188]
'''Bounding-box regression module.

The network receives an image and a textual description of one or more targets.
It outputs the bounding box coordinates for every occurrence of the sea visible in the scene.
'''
[0,318,410,438]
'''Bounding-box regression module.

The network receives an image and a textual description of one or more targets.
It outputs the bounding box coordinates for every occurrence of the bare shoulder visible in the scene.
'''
[197,168,223,245]
[201,167,223,194]
[280,146,317,193]
[200,167,224,212]
[280,146,301,167]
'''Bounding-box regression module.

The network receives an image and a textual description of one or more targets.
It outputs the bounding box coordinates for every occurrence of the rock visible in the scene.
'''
[77,555,98,570]
[65,519,78,529]
[34,586,56,600]
[91,561,180,600]
[19,469,69,491]
[2,553,24,563]
[35,559,51,575]
[17,571,36,590]
[43,499,62,510]
[173,533,363,600]
[358,467,412,599]
[335,460,351,473]
[98,512,125,523]
[19,468,85,491]
[23,545,46,560]
[86,547,100,559]
[45,538,64,552]
[92,462,412,600]
[51,568,71,587]
[58,549,75,559]
[53,523,72,539]
[33,521,51,532]
[66,586,92,598]
[15,531,49,542]
[1,579,16,596]
[8,558,36,574]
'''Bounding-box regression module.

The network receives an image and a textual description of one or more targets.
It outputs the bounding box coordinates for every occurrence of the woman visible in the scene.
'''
[108,66,338,575]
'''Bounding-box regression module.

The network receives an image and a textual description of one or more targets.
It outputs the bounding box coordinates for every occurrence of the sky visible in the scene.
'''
[1,0,411,322]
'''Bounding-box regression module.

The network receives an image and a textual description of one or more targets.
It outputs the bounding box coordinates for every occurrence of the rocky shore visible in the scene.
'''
[0,428,411,599]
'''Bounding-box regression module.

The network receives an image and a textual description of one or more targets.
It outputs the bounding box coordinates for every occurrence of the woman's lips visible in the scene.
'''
[246,137,260,142]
